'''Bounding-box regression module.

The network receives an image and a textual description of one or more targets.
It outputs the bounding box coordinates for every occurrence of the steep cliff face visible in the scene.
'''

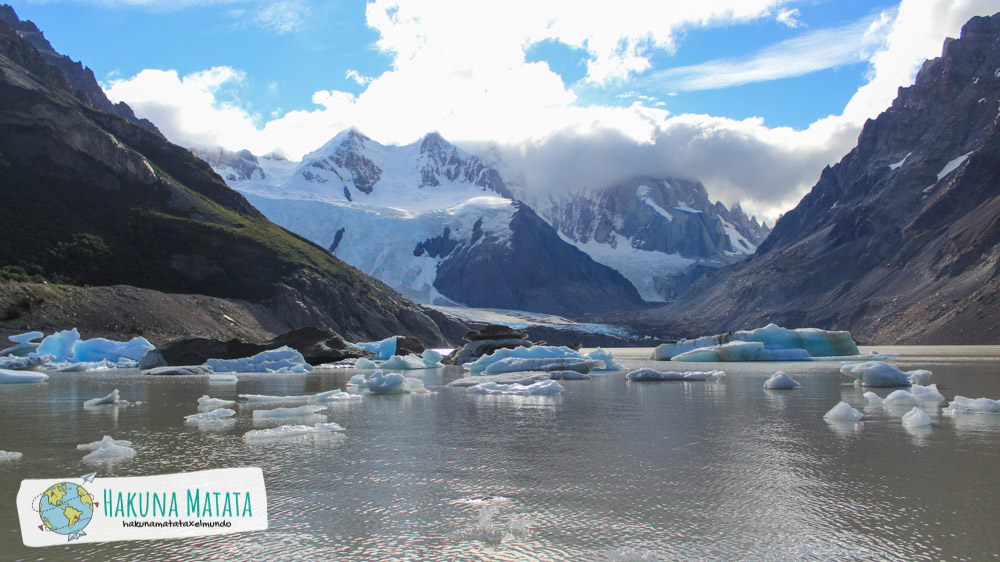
[636,14,1000,344]
[0,17,463,345]
[535,177,769,301]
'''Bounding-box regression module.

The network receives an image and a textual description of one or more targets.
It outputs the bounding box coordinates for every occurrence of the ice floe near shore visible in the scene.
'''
[2,329,153,372]
[652,324,860,361]
[625,369,724,381]
[463,345,620,373]
[206,346,310,373]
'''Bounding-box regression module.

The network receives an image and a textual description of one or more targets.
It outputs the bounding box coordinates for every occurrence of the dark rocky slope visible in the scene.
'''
[634,14,1000,344]
[0,17,464,345]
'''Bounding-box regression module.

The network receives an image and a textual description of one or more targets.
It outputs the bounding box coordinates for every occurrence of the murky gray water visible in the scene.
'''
[1,346,999,560]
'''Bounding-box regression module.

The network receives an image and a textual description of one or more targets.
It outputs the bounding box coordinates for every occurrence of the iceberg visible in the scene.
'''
[354,357,379,369]
[360,371,430,395]
[942,395,1000,415]
[625,369,724,381]
[763,371,801,389]
[81,438,137,463]
[839,362,929,387]
[481,357,605,375]
[35,328,80,361]
[184,408,236,423]
[83,389,122,408]
[8,331,43,343]
[0,355,51,371]
[380,352,442,370]
[239,390,360,404]
[824,402,864,420]
[911,384,945,402]
[52,359,117,372]
[587,348,623,371]
[863,391,883,405]
[0,450,22,461]
[672,340,812,362]
[0,368,48,384]
[883,390,922,407]
[72,336,154,363]
[205,346,311,373]
[77,435,133,451]
[243,422,345,442]
[0,330,43,356]
[902,407,933,428]
[252,405,327,419]
[209,373,239,382]
[446,372,552,388]
[197,395,235,408]
[652,324,860,361]
[141,365,216,376]
[352,336,398,360]
[547,370,591,380]
[466,380,564,396]
[463,345,591,373]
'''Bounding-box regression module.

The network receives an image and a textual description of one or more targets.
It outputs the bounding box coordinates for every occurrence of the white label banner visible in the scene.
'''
[17,467,268,547]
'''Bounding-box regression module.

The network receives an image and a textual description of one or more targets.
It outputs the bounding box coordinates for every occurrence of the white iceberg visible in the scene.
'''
[35,328,80,361]
[883,390,921,407]
[824,401,864,420]
[625,369,725,381]
[77,435,133,451]
[0,368,48,384]
[72,336,155,363]
[0,450,22,461]
[839,362,928,387]
[463,345,592,373]
[763,371,801,389]
[209,373,239,382]
[52,359,117,372]
[184,408,236,423]
[482,357,605,374]
[547,370,591,380]
[252,405,327,419]
[942,395,1000,415]
[902,407,933,428]
[380,353,441,370]
[911,384,945,402]
[362,371,429,395]
[587,348,623,371]
[243,422,345,442]
[5,331,43,352]
[78,435,137,463]
[205,346,311,373]
[863,391,884,405]
[354,357,379,369]
[239,389,360,404]
[446,372,552,388]
[83,389,122,408]
[652,323,860,361]
[197,395,236,408]
[142,365,216,376]
[347,374,368,386]
[672,340,812,362]
[467,380,564,396]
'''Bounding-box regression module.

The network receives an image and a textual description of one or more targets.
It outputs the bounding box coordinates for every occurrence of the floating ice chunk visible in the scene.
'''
[908,370,933,385]
[83,389,121,408]
[365,371,406,394]
[824,402,863,420]
[141,365,215,376]
[911,384,945,402]
[197,395,236,408]
[863,391,884,404]
[482,357,605,374]
[239,389,361,404]
[0,450,22,461]
[72,336,155,362]
[184,408,236,423]
[942,395,1000,415]
[0,355,51,370]
[81,437,136,463]
[77,435,133,451]
[381,353,437,370]
[209,373,238,382]
[35,328,80,361]
[0,331,43,356]
[194,418,236,432]
[464,345,588,373]
[423,349,443,365]
[205,346,310,373]
[467,380,564,395]
[673,341,812,362]
[243,422,345,442]
[625,369,724,381]
[0,367,48,384]
[902,407,933,428]
[52,360,116,372]
[252,405,326,419]
[354,357,379,369]
[352,336,397,360]
[8,331,43,344]
[839,361,920,387]
[587,348,623,371]
[763,371,800,389]
[447,372,552,388]
[548,370,591,380]
[652,324,860,360]
[347,374,367,386]
[883,390,921,407]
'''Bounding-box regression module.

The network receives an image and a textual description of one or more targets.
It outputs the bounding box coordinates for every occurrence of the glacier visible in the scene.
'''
[652,324,860,361]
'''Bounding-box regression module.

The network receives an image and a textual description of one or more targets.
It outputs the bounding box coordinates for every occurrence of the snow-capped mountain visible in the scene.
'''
[211,130,645,315]
[525,177,770,301]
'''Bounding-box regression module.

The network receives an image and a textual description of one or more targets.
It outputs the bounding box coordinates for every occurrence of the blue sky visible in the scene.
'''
[9,0,1000,218]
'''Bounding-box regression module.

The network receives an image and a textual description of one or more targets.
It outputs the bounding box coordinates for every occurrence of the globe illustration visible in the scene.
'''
[38,482,94,537]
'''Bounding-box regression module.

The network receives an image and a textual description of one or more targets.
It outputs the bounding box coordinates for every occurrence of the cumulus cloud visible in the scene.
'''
[105,0,1000,222]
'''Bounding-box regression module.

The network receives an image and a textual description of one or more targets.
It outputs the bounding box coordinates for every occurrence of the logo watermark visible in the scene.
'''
[17,467,267,547]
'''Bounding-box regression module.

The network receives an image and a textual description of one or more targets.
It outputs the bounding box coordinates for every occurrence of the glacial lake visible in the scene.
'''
[1,346,999,561]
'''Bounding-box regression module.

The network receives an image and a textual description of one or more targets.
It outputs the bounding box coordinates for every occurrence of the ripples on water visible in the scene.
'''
[1,347,999,560]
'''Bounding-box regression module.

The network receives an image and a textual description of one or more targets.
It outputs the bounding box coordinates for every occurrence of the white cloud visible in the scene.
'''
[646,15,888,91]
[345,69,372,86]
[252,0,307,34]
[776,8,802,28]
[105,0,1000,223]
